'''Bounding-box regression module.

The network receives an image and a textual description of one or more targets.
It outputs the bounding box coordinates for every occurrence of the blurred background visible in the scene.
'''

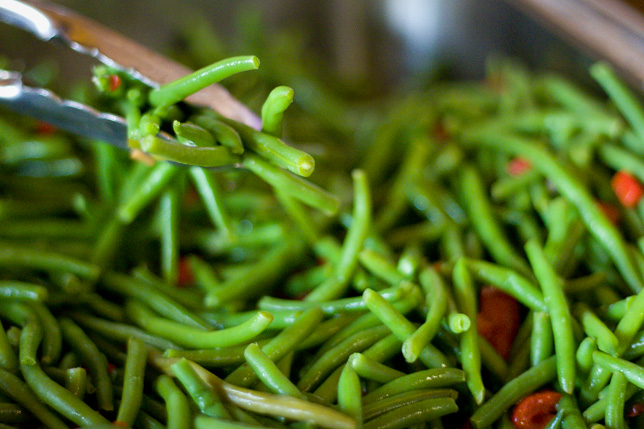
[0,0,597,94]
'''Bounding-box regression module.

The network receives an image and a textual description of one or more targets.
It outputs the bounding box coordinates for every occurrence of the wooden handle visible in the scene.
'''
[511,0,644,89]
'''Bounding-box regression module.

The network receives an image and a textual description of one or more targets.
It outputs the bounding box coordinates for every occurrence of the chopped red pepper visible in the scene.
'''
[476,286,520,360]
[35,121,56,135]
[112,421,129,427]
[597,201,620,225]
[507,157,532,176]
[177,257,194,287]
[108,74,122,92]
[611,170,644,208]
[433,121,450,142]
[627,402,644,418]
[512,390,562,429]
[107,362,116,375]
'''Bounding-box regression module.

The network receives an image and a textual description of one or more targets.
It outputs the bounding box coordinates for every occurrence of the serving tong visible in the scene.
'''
[0,0,261,150]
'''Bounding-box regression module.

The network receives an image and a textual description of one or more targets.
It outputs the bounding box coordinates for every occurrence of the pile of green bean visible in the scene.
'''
[3,10,644,429]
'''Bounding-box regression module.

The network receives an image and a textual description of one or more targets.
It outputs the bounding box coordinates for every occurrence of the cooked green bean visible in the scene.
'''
[126,300,272,348]
[364,397,458,429]
[244,342,304,398]
[156,374,192,429]
[171,358,231,419]
[470,356,557,428]
[149,56,260,107]
[59,317,113,411]
[337,363,363,427]
[115,337,148,426]
[452,259,485,404]
[192,114,244,154]
[261,86,294,137]
[525,239,576,393]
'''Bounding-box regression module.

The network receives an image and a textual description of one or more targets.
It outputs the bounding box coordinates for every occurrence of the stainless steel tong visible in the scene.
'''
[0,0,261,149]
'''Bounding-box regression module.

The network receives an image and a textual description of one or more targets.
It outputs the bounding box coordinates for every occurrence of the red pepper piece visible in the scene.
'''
[611,170,644,208]
[627,402,644,418]
[507,157,532,176]
[476,286,521,360]
[511,390,562,429]
[597,201,620,225]
[108,74,122,92]
[177,257,194,287]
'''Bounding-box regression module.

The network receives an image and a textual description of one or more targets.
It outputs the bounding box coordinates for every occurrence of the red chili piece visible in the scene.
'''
[35,121,56,135]
[507,157,532,176]
[108,74,122,92]
[476,285,520,360]
[597,201,620,225]
[177,257,194,287]
[627,402,644,418]
[611,170,644,208]
[511,390,562,429]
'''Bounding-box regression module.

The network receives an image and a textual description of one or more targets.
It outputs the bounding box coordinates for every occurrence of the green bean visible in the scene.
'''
[558,394,586,429]
[478,335,509,382]
[593,351,644,389]
[462,258,546,311]
[362,288,450,368]
[116,161,180,223]
[205,239,304,307]
[0,302,41,366]
[244,342,304,398]
[470,356,557,428]
[156,375,192,429]
[20,336,110,427]
[149,56,259,107]
[574,303,619,356]
[126,300,272,348]
[402,267,448,363]
[577,337,597,376]
[59,317,113,411]
[359,249,407,286]
[158,183,181,284]
[0,322,15,373]
[452,259,485,404]
[362,389,458,422]
[192,114,244,154]
[459,164,529,274]
[0,244,99,280]
[362,367,465,405]
[101,271,210,329]
[525,239,576,393]
[142,135,241,167]
[348,352,405,383]
[242,153,339,214]
[173,120,216,147]
[189,166,236,242]
[590,62,644,142]
[531,311,553,366]
[259,284,407,315]
[225,308,324,387]
[192,361,357,429]
[115,337,148,426]
[64,367,87,400]
[261,86,294,137]
[131,266,203,310]
[364,397,458,429]
[583,383,639,423]
[298,325,389,392]
[0,367,67,429]
[0,403,30,424]
[462,128,644,296]
[194,415,266,428]
[605,370,627,429]
[307,170,372,301]
[338,364,363,427]
[171,358,231,419]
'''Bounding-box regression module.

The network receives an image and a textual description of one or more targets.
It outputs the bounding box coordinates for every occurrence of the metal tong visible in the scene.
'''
[0,0,261,149]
